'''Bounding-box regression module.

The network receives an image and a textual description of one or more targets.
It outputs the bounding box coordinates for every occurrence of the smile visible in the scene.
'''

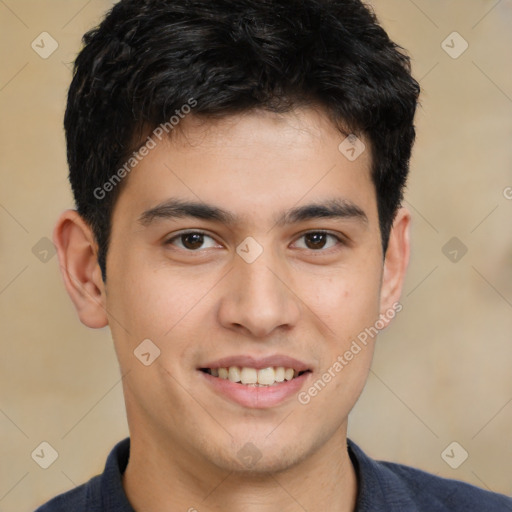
[200,366,310,386]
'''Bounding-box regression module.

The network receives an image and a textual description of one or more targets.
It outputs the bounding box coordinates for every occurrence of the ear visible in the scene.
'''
[53,210,108,328]
[379,207,410,322]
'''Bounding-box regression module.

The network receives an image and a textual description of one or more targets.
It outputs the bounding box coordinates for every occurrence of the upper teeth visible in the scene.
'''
[208,366,298,385]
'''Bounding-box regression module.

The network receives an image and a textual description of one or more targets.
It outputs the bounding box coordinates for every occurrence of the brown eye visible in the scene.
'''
[181,233,204,250]
[166,231,219,251]
[294,232,341,251]
[304,233,328,249]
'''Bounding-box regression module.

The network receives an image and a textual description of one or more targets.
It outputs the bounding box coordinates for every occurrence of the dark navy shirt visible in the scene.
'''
[34,437,512,511]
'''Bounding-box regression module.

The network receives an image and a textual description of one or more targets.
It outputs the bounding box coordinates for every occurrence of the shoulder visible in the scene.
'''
[33,477,99,511]
[33,438,132,512]
[379,459,512,510]
[348,439,512,511]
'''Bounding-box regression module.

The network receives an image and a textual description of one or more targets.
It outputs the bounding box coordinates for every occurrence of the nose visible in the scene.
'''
[217,249,301,339]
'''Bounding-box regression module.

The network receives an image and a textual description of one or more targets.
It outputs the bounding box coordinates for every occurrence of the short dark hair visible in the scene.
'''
[64,0,420,281]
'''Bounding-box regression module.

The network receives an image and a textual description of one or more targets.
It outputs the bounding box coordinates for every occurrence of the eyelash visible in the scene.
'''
[164,230,345,252]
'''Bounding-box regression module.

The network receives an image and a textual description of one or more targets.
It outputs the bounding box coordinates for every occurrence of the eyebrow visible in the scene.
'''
[138,198,368,227]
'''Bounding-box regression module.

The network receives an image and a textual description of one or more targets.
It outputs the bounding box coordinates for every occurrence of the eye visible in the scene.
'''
[165,231,220,251]
[293,231,342,251]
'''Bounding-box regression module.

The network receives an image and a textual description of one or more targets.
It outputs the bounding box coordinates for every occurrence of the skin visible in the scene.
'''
[54,106,410,512]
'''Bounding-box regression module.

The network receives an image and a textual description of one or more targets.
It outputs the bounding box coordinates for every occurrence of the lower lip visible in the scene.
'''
[199,371,311,409]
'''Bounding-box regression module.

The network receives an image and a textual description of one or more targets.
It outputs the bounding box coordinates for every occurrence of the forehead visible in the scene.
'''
[113,107,376,225]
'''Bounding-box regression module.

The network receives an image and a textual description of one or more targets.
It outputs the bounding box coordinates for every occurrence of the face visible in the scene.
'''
[61,107,409,474]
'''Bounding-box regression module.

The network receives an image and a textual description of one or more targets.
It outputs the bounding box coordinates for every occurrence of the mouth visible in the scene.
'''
[197,355,313,408]
[199,366,311,387]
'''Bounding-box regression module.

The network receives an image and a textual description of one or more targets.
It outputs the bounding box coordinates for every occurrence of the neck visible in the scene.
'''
[122,425,358,512]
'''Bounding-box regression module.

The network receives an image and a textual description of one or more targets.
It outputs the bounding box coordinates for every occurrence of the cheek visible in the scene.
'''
[297,271,379,414]
[299,261,382,339]
[105,256,220,360]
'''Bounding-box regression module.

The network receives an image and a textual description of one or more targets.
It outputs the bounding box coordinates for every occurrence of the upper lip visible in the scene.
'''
[200,355,311,372]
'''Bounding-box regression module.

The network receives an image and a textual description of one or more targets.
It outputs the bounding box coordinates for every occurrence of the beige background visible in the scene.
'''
[1,0,511,510]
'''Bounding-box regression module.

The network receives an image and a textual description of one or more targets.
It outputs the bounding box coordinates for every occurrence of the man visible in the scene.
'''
[36,0,512,510]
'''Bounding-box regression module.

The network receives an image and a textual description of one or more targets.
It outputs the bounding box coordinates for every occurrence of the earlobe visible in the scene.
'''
[379,207,411,322]
[53,210,109,329]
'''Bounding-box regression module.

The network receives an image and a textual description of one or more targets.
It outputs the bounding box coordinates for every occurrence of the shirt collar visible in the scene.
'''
[100,436,415,512]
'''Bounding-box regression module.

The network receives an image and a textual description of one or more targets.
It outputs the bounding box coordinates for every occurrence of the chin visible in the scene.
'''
[204,439,312,475]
